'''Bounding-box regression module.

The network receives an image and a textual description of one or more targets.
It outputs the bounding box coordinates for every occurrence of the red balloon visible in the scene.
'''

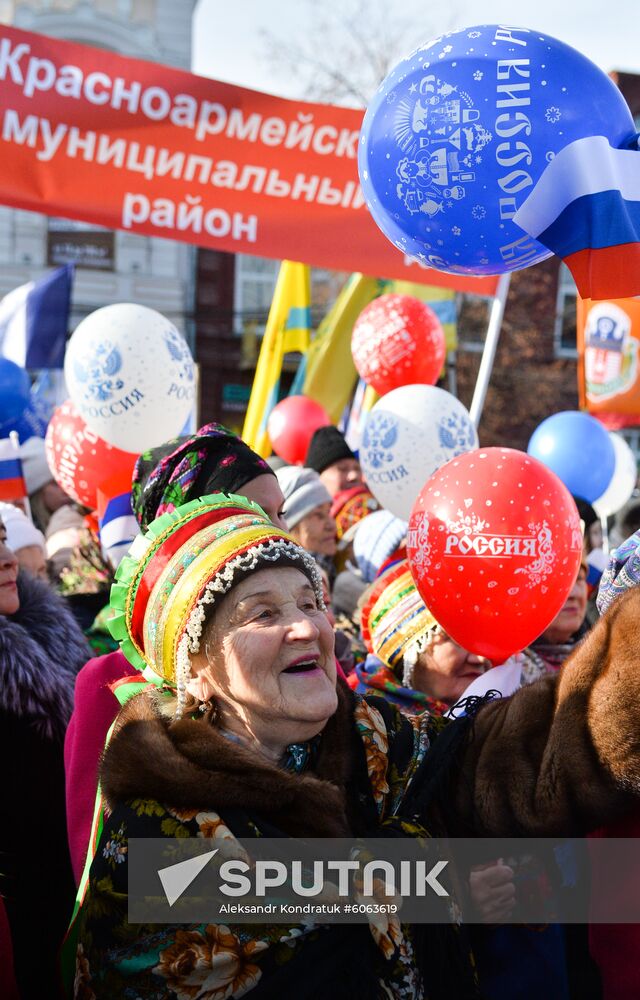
[351,294,446,395]
[45,400,138,509]
[406,448,584,664]
[267,396,331,465]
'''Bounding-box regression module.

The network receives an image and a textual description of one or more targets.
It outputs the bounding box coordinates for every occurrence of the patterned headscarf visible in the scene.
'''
[109,494,323,716]
[330,485,379,544]
[132,422,273,532]
[597,528,640,615]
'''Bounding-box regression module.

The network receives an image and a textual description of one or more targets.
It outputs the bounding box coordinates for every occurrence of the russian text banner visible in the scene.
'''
[0,26,498,295]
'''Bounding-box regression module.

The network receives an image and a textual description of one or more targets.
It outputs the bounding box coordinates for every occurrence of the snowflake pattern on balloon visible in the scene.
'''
[438,413,476,455]
[73,341,124,402]
[407,511,432,581]
[164,326,195,382]
[446,509,488,536]
[545,106,561,123]
[473,70,483,81]
[392,70,493,219]
[362,413,398,470]
[514,521,556,588]
[471,205,486,220]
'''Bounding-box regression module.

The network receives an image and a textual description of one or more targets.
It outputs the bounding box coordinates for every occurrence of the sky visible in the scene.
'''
[192,0,640,99]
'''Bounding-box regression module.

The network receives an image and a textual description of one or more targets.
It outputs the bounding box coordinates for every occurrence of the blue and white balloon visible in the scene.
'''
[358,24,635,276]
[64,303,195,453]
[593,432,638,518]
[360,384,478,519]
[527,410,615,502]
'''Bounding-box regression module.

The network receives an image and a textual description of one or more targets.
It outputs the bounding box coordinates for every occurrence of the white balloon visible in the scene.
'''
[64,304,196,452]
[593,432,638,517]
[360,384,478,520]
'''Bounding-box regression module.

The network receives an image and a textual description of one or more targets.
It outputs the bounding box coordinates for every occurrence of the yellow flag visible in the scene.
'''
[293,273,383,423]
[242,261,311,456]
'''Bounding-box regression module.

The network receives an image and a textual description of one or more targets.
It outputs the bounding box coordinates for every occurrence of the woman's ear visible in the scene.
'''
[185,669,216,703]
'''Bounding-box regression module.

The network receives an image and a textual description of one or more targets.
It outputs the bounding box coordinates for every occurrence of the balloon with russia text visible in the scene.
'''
[358,24,635,276]
[407,448,584,664]
[64,303,196,453]
[359,384,478,520]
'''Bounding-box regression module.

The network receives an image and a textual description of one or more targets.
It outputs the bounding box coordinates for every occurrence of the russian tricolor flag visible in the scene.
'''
[514,136,640,300]
[0,264,73,369]
[0,438,26,502]
[97,471,139,570]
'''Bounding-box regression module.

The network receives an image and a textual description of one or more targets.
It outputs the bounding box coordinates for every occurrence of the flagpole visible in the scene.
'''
[469,272,511,428]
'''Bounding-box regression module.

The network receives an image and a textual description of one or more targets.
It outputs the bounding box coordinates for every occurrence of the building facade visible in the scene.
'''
[0,0,197,349]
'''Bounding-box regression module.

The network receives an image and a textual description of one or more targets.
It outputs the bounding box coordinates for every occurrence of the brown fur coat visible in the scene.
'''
[101,589,640,839]
[101,682,359,838]
[449,586,640,836]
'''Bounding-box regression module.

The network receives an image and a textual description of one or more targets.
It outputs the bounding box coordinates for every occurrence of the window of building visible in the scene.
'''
[554,263,578,358]
[233,255,279,335]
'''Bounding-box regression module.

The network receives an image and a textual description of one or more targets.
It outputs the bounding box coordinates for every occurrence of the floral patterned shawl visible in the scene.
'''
[74,692,479,1000]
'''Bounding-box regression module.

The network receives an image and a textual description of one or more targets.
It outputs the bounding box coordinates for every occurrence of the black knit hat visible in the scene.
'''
[305,425,356,474]
[572,495,598,531]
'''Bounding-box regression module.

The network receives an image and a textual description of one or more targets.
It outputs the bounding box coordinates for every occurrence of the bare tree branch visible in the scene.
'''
[256,0,456,105]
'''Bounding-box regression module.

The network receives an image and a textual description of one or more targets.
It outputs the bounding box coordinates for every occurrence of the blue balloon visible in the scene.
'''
[527,411,615,502]
[0,395,49,442]
[0,358,30,423]
[358,24,635,276]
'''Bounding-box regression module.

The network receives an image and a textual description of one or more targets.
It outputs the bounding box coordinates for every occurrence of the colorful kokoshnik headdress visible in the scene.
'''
[360,559,439,685]
[108,493,324,717]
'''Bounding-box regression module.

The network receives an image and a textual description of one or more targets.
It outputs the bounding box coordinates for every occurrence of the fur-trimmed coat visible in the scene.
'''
[0,570,90,740]
[76,589,640,1000]
[0,572,90,997]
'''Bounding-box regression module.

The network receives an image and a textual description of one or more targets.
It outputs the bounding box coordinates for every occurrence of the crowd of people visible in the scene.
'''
[1,421,640,999]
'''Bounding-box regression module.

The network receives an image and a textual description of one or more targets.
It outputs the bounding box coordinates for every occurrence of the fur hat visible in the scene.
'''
[305,426,356,474]
[20,437,53,495]
[276,467,332,529]
[109,494,323,716]
[353,509,408,583]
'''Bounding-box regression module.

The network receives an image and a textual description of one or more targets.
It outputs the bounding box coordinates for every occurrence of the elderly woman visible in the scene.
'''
[72,492,640,999]
[276,466,337,558]
[525,560,589,676]
[0,500,48,580]
[354,560,489,715]
[65,422,288,884]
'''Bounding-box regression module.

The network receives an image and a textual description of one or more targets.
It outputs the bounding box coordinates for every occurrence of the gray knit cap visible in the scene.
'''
[276,467,332,529]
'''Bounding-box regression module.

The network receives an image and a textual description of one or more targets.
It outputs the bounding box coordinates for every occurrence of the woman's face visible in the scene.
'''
[540,564,588,644]
[240,474,288,530]
[291,503,337,556]
[15,544,48,581]
[413,631,488,706]
[193,566,337,749]
[41,480,71,514]
[0,520,19,615]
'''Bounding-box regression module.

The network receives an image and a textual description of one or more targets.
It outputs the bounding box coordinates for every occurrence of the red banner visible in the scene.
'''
[0,26,499,296]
